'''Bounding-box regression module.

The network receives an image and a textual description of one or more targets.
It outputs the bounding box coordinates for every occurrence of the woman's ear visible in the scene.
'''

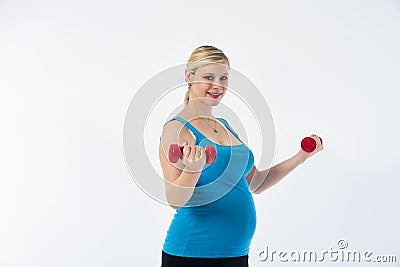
[185,69,191,83]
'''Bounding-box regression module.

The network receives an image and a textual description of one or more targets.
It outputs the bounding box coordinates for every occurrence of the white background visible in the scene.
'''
[1,0,399,266]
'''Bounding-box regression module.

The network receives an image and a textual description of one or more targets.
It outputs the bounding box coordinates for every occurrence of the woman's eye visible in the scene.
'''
[204,76,213,80]
[220,76,228,81]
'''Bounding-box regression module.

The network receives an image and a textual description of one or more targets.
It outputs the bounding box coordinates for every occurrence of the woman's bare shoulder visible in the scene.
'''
[161,116,195,147]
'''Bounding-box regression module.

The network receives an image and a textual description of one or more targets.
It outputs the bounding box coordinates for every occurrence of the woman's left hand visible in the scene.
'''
[298,134,324,161]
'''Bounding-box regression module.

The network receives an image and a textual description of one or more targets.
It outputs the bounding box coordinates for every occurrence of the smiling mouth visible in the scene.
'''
[207,92,221,99]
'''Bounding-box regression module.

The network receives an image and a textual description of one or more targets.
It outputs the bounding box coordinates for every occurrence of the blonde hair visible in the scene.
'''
[184,45,230,105]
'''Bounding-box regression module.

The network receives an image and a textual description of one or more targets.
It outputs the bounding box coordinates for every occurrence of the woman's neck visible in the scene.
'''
[185,100,214,119]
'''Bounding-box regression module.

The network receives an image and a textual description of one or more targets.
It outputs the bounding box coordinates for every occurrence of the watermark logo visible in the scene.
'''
[337,239,348,250]
[258,239,397,263]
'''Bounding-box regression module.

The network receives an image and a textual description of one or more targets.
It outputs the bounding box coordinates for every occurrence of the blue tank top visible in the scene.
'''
[161,116,257,258]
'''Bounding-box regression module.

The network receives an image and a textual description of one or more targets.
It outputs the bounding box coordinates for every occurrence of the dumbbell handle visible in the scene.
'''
[168,144,216,164]
[301,136,323,153]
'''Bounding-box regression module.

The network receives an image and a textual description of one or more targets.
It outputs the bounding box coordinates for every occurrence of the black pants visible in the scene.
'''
[161,250,249,267]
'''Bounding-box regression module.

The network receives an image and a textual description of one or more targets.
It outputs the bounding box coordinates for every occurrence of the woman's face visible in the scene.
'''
[186,60,229,106]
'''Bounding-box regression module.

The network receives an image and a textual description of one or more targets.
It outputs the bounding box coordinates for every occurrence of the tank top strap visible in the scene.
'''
[216,117,243,143]
[159,116,206,142]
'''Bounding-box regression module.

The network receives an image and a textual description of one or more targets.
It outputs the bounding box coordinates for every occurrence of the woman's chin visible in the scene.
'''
[206,94,223,105]
[190,96,222,106]
[202,98,221,106]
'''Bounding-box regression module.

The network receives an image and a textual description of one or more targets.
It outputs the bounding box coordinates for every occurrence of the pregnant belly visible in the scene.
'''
[165,186,257,256]
[200,188,257,242]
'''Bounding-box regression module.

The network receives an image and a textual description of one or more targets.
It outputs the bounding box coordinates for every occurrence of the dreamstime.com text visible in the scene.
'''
[257,239,397,263]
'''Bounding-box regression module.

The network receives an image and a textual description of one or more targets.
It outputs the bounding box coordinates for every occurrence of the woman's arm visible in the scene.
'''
[159,121,207,209]
[247,135,323,194]
[159,142,203,209]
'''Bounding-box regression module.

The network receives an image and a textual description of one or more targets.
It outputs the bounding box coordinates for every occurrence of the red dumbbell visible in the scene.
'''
[168,144,216,164]
[301,136,323,153]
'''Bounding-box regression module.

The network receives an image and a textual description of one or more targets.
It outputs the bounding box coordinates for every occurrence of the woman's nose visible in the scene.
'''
[212,82,223,90]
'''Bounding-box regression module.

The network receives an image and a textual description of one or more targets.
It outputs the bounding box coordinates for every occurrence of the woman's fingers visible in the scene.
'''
[188,145,196,161]
[182,144,199,161]
[182,143,191,159]
[180,144,207,172]
[192,146,202,161]
[311,134,323,147]
[310,134,324,154]
[195,146,201,160]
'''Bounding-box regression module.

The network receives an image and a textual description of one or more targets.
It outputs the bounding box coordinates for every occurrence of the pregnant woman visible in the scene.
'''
[158,45,323,267]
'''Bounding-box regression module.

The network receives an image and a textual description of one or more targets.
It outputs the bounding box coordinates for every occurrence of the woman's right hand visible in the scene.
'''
[180,142,207,172]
